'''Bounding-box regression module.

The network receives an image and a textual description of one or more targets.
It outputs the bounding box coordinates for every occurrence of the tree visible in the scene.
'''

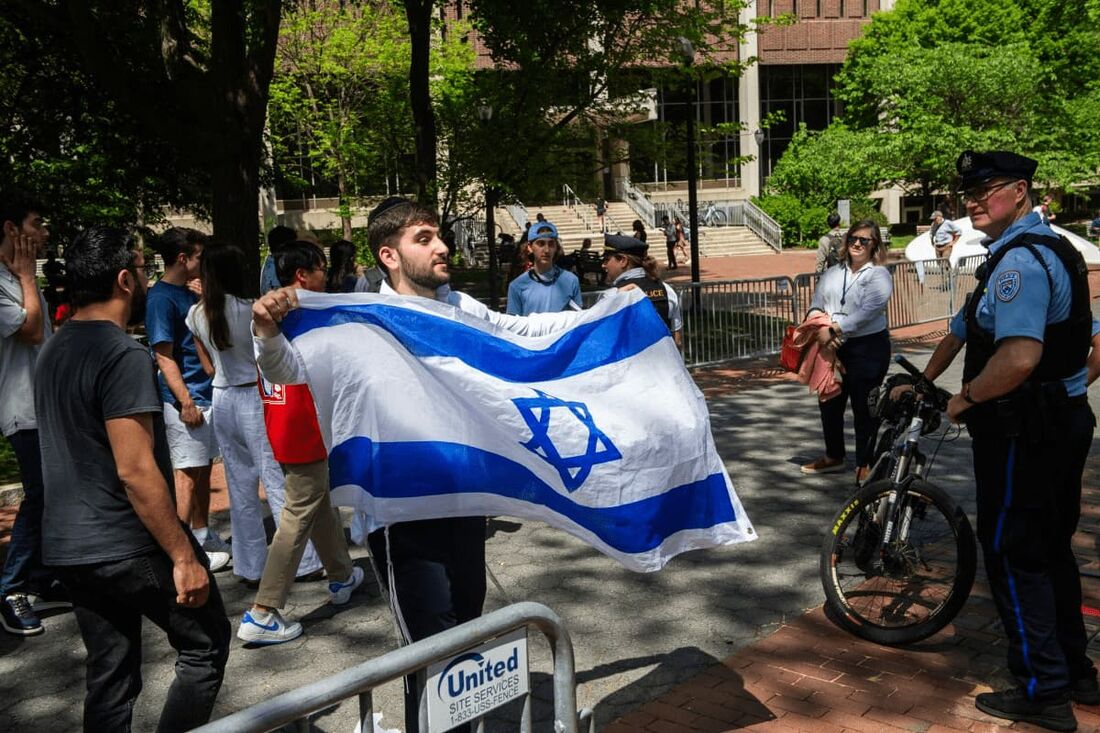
[402,0,756,208]
[0,15,207,244]
[271,1,415,238]
[6,1,282,288]
[832,0,1100,194]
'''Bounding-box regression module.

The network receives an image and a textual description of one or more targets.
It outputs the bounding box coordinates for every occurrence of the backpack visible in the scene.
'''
[824,230,844,268]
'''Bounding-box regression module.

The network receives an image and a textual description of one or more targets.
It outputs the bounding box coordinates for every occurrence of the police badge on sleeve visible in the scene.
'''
[995,270,1021,302]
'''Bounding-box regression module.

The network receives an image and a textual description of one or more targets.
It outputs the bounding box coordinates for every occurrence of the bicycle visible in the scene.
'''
[819,355,977,645]
[699,201,727,227]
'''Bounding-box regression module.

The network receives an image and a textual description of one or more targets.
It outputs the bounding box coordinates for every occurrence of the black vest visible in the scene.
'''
[963,232,1091,385]
[621,274,672,330]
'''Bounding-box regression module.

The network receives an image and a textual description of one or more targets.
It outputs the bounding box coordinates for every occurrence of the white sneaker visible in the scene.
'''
[204,550,231,573]
[237,609,303,645]
[201,532,232,572]
[328,566,364,606]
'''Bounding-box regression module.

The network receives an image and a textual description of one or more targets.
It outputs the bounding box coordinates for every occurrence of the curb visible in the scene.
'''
[0,482,24,507]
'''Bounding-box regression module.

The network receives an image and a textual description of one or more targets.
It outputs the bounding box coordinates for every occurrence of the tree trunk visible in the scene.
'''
[211,154,262,297]
[338,171,353,240]
[405,0,438,206]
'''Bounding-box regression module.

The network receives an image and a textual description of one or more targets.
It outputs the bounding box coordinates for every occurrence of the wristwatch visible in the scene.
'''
[962,383,979,405]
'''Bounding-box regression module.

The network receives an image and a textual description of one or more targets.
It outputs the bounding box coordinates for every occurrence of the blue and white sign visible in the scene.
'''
[426,629,528,732]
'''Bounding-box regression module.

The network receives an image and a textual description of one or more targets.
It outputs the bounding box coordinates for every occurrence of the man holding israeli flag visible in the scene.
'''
[252,197,754,732]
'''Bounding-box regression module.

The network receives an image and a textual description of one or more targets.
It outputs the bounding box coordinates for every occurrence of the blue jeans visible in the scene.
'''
[0,430,54,595]
[57,543,231,732]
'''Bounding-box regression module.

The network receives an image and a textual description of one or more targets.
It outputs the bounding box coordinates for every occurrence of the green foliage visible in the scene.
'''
[766,123,886,207]
[831,0,1100,194]
[0,15,207,246]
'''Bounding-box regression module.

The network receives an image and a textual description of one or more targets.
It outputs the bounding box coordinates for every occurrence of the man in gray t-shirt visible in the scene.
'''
[0,192,59,638]
[36,227,229,732]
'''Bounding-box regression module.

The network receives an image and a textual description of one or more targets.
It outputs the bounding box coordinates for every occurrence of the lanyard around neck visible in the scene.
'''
[840,266,866,307]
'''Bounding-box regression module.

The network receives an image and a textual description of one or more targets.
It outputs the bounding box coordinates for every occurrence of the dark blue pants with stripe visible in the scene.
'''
[972,403,1096,701]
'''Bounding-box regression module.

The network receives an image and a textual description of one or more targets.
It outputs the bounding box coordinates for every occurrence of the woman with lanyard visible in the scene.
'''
[800,219,893,483]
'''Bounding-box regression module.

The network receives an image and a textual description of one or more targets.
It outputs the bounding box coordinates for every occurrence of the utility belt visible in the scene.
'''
[963,379,1087,441]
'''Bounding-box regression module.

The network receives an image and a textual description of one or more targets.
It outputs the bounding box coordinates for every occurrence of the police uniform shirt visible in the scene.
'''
[602,266,683,332]
[808,261,892,338]
[948,211,1086,396]
[506,266,582,316]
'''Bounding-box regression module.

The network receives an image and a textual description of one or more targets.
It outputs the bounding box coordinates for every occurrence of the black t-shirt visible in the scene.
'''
[36,320,175,566]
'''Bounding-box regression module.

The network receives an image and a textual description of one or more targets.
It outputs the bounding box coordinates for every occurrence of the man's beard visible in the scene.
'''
[404,256,450,291]
[128,284,147,326]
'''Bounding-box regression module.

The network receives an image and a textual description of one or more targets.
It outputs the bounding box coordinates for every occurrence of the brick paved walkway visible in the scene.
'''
[603,318,1100,733]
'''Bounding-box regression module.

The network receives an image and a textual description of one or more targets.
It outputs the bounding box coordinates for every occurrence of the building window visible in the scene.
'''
[792,0,798,15]
[759,64,842,177]
[815,0,821,15]
[861,0,868,15]
[839,0,845,16]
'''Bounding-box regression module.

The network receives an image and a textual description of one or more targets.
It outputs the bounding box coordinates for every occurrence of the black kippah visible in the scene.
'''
[368,197,412,228]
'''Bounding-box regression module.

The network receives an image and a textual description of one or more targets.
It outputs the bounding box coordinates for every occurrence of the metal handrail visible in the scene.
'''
[505,199,529,233]
[193,602,590,733]
[743,199,782,252]
[622,179,657,227]
[561,183,620,234]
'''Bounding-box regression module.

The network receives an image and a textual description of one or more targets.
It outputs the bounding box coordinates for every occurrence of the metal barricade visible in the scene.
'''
[193,602,592,733]
[676,277,798,367]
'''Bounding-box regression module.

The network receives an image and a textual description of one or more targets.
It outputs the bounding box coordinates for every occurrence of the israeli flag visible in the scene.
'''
[279,289,755,572]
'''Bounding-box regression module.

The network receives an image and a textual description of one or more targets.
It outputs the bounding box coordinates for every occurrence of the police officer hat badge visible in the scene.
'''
[603,233,648,258]
[956,150,1038,186]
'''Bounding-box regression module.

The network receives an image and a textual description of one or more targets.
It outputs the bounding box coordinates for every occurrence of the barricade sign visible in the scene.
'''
[426,628,529,732]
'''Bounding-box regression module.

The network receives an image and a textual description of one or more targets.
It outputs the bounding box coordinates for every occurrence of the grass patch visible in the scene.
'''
[890,234,915,250]
[0,439,19,485]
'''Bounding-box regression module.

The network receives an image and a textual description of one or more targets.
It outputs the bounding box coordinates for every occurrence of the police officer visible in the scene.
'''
[600,233,682,349]
[915,151,1096,731]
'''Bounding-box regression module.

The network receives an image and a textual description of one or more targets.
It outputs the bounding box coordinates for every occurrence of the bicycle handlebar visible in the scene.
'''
[893,355,951,411]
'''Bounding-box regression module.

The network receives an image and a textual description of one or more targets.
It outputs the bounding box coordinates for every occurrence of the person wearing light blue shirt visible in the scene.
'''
[506,221,581,315]
[800,220,893,481]
[260,225,297,294]
[914,150,1096,729]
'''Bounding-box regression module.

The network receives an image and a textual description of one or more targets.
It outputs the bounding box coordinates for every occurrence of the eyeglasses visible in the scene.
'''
[847,236,874,248]
[132,263,158,278]
[961,179,1017,204]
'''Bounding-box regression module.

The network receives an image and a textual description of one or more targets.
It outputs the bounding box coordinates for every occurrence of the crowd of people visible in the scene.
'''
[0,191,683,731]
[4,146,1100,732]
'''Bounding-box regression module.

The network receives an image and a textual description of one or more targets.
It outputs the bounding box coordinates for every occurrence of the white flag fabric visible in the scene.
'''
[279,288,755,572]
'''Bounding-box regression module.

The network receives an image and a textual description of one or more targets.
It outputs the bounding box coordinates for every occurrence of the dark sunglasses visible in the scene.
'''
[847,235,875,248]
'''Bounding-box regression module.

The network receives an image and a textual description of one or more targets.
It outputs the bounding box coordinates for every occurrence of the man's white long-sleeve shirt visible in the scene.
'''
[252,281,586,386]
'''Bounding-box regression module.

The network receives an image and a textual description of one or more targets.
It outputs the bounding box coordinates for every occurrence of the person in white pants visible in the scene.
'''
[186,242,322,583]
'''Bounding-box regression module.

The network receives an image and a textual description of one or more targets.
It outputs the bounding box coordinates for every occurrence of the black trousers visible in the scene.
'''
[55,544,230,733]
[818,329,890,466]
[368,517,487,733]
[666,241,678,267]
[971,402,1096,701]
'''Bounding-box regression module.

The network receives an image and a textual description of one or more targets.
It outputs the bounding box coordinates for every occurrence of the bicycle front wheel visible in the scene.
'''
[712,209,727,226]
[820,478,976,645]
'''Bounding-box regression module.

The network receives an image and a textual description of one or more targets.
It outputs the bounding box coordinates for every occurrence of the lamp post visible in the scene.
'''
[477,103,499,310]
[754,128,766,194]
[678,37,702,322]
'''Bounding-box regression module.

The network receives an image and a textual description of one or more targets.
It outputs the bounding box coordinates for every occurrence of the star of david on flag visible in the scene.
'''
[513,389,622,492]
[267,288,757,572]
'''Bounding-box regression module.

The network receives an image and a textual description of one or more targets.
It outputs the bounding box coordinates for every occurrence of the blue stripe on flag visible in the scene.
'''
[281,298,668,382]
[328,436,736,554]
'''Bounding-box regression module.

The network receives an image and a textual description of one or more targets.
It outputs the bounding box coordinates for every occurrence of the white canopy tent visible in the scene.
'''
[904,216,1100,266]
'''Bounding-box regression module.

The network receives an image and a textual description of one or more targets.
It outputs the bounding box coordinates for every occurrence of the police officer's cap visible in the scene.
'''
[956,150,1038,186]
[529,221,559,241]
[603,233,647,257]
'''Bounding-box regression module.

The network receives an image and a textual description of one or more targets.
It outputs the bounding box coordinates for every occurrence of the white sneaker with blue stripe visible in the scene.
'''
[328,566,364,606]
[237,608,303,645]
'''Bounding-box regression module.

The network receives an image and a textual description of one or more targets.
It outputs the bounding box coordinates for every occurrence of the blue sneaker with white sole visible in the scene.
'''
[237,609,303,645]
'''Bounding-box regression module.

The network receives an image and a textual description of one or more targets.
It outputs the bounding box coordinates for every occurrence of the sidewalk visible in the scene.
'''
[603,332,1100,732]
